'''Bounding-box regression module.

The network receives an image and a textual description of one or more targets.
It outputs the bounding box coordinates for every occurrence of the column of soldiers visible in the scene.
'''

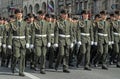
[0,8,119,76]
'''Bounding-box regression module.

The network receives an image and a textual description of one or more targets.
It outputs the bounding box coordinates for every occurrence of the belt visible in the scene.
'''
[35,34,47,37]
[98,33,108,36]
[81,33,90,36]
[12,36,25,39]
[113,32,120,36]
[59,34,70,38]
[50,34,54,37]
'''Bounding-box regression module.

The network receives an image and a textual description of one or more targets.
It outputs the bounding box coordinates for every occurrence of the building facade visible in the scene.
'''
[0,0,119,17]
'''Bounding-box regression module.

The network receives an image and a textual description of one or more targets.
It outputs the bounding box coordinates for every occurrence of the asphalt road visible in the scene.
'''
[0,65,120,79]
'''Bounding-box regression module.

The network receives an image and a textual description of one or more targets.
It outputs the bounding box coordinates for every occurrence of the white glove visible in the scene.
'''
[47,42,51,47]
[91,41,94,45]
[111,41,114,44]
[26,43,30,48]
[77,41,82,45]
[70,43,74,48]
[8,45,12,49]
[0,43,2,47]
[94,42,97,46]
[30,44,34,49]
[54,43,58,47]
[2,44,6,48]
[77,41,81,48]
[108,42,112,45]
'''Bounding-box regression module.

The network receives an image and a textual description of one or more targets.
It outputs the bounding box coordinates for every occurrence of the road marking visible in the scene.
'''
[16,68,40,79]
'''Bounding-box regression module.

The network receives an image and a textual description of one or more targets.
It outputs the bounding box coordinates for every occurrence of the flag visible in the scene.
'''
[48,4,54,12]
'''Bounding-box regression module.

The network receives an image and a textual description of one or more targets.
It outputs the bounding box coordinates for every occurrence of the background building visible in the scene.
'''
[0,0,119,17]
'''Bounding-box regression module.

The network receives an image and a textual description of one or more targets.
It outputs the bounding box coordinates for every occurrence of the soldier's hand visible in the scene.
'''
[2,44,6,48]
[47,43,51,47]
[94,42,97,46]
[108,41,112,45]
[8,45,12,49]
[91,41,94,45]
[77,41,81,48]
[70,43,74,48]
[54,43,58,48]
[30,44,34,49]
[111,41,114,44]
[0,43,2,47]
[26,43,30,48]
[77,41,81,45]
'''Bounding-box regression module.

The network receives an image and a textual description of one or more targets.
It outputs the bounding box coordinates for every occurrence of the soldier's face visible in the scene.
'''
[16,13,23,19]
[100,14,107,20]
[46,17,51,22]
[82,14,89,20]
[10,18,15,22]
[38,14,45,20]
[61,14,67,19]
[0,20,4,24]
[110,16,115,20]
[115,15,120,20]
[28,17,34,22]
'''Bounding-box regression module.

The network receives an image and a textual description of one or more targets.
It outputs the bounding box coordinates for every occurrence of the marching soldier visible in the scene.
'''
[7,9,29,76]
[91,14,101,67]
[47,14,56,69]
[111,11,120,68]
[26,13,35,69]
[6,15,15,67]
[69,16,78,66]
[94,11,111,70]
[31,10,49,74]
[54,9,73,73]
[108,13,115,65]
[76,10,93,71]
[0,17,7,67]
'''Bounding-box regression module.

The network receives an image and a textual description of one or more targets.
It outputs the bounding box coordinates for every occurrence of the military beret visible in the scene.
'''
[110,13,114,17]
[27,13,35,18]
[14,9,23,14]
[81,10,88,15]
[95,14,100,18]
[114,10,120,16]
[9,15,15,19]
[45,14,51,18]
[37,10,44,15]
[100,10,107,15]
[60,9,68,14]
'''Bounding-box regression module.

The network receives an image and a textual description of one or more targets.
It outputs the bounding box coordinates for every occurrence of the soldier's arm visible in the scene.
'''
[25,22,30,44]
[76,21,81,42]
[8,23,13,46]
[70,22,74,43]
[30,22,36,45]
[94,22,98,42]
[110,22,114,42]
[47,22,51,43]
[2,24,7,44]
[54,22,59,44]
[107,21,111,42]
[90,21,94,42]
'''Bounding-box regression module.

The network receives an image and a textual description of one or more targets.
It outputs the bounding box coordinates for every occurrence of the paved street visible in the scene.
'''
[0,65,120,79]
